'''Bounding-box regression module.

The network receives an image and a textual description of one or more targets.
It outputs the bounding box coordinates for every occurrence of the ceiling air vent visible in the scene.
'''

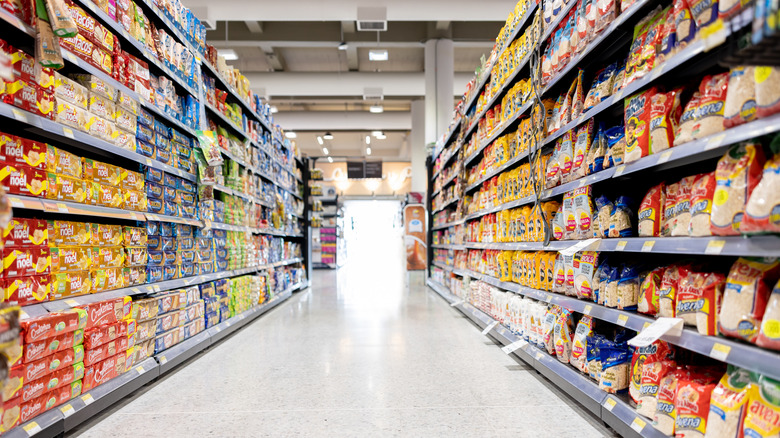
[357,7,387,31]
[363,87,384,101]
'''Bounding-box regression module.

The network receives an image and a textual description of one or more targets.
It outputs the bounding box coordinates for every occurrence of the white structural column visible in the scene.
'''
[410,99,426,193]
[424,39,454,145]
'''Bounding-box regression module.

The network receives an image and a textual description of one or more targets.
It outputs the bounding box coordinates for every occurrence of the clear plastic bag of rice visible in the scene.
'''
[603,263,621,308]
[599,342,630,394]
[756,279,780,350]
[742,135,780,234]
[638,267,665,315]
[675,92,701,146]
[595,195,614,238]
[587,335,605,381]
[553,253,566,293]
[723,66,757,128]
[718,257,780,342]
[638,359,676,418]
[672,175,696,236]
[542,305,561,355]
[696,272,726,336]
[691,73,729,141]
[689,171,717,236]
[711,142,767,235]
[703,365,750,438]
[617,263,641,310]
[755,66,780,119]
[609,196,635,238]
[631,340,673,407]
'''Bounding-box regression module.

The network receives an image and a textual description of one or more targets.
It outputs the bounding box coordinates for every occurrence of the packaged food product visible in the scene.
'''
[617,264,641,310]
[20,309,87,343]
[23,329,84,363]
[675,378,717,438]
[83,319,134,349]
[89,182,123,208]
[2,217,48,247]
[0,135,46,169]
[609,196,634,238]
[83,159,121,187]
[624,88,656,163]
[676,92,702,146]
[55,98,89,131]
[755,66,780,118]
[757,279,780,350]
[574,251,598,300]
[570,315,593,373]
[53,73,87,108]
[542,306,559,355]
[742,373,780,438]
[71,74,116,101]
[3,275,51,306]
[691,74,729,141]
[553,309,574,363]
[638,359,676,418]
[0,164,47,198]
[606,125,626,167]
[719,257,780,342]
[639,183,666,236]
[650,89,681,153]
[78,297,130,329]
[704,366,750,438]
[723,67,757,128]
[47,173,88,203]
[639,267,664,315]
[655,367,684,435]
[711,143,766,235]
[50,247,92,272]
[672,175,696,236]
[662,182,681,237]
[572,187,594,238]
[22,359,83,401]
[742,138,780,234]
[82,352,125,391]
[599,343,630,393]
[2,246,50,277]
[50,271,91,299]
[659,265,684,318]
[687,172,717,236]
[675,0,697,48]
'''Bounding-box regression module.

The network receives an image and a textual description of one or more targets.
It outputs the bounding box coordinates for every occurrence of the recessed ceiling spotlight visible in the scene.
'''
[366,147,372,155]
[371,131,383,137]
[269,106,279,113]
[338,42,348,51]
[317,136,324,145]
[217,49,239,61]
[323,132,334,140]
[376,133,387,140]
[368,49,388,61]
[285,132,297,139]
[322,147,329,155]
[365,136,371,145]
[369,105,384,113]
[327,156,333,163]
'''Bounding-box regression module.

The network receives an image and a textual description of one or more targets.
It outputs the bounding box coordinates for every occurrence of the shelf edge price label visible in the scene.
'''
[583,305,593,315]
[710,342,731,361]
[60,403,75,417]
[630,417,647,433]
[657,149,674,164]
[62,127,75,139]
[502,339,528,354]
[615,240,628,251]
[11,108,28,123]
[705,133,727,151]
[81,393,94,405]
[23,421,42,436]
[135,365,145,375]
[65,299,79,307]
[603,397,617,412]
[641,240,656,252]
[534,351,544,361]
[705,239,726,255]
[481,321,499,335]
[617,314,629,326]
[159,355,168,365]
[613,165,626,177]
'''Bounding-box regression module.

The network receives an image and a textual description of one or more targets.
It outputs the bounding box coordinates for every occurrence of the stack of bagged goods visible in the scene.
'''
[0,305,22,434]
[80,298,134,392]
[228,275,256,317]
[17,307,88,426]
[202,279,229,328]
[144,166,196,219]
[136,108,196,175]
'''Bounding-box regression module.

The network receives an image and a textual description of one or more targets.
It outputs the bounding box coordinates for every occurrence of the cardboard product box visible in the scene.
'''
[136,139,154,158]
[156,290,185,315]
[0,134,45,169]
[122,266,146,286]
[50,247,92,273]
[83,335,131,367]
[2,246,50,278]
[78,297,130,330]
[20,309,87,344]
[114,105,136,133]
[120,169,144,192]
[198,261,214,276]
[21,345,83,382]
[21,362,84,402]
[45,172,88,203]
[153,326,182,354]
[88,181,123,208]
[124,246,147,267]
[22,329,84,364]
[89,246,124,270]
[53,73,88,109]
[147,265,163,283]
[1,396,20,432]
[1,217,48,247]
[90,267,125,292]
[179,263,195,278]
[86,92,115,121]
[82,351,125,391]
[0,163,47,198]
[134,319,155,343]
[181,302,204,324]
[162,264,177,281]
[20,380,80,423]
[182,318,204,340]
[55,98,89,132]
[3,364,22,402]
[90,224,123,247]
[113,130,135,151]
[44,145,79,178]
[50,271,91,300]
[83,319,134,350]
[83,159,121,187]
[47,220,91,247]
[85,113,115,142]
[70,74,116,102]
[131,297,159,323]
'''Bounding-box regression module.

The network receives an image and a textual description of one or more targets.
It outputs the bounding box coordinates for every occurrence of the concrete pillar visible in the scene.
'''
[424,39,454,144]
[410,99,426,193]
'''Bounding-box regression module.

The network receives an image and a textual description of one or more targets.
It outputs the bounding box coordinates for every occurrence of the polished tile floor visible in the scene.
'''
[72,243,618,437]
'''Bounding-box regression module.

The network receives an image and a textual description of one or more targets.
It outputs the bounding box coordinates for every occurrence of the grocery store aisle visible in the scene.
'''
[73,257,616,437]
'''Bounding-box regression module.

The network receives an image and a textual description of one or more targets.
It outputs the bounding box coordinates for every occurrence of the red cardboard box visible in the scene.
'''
[21,362,83,402]
[2,246,51,278]
[1,217,48,247]
[23,329,83,363]
[22,344,83,382]
[1,396,20,432]
[84,318,134,349]
[78,297,130,329]
[21,309,87,343]
[0,134,46,169]
[0,163,48,198]
[84,335,129,366]
[3,275,51,306]
[83,352,125,391]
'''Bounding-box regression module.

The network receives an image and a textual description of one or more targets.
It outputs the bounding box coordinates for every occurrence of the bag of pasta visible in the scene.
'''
[719,257,780,342]
[711,142,766,235]
[618,263,641,310]
[742,135,780,234]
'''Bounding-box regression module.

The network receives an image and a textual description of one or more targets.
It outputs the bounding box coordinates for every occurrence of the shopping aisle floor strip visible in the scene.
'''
[427,279,665,438]
[5,283,307,438]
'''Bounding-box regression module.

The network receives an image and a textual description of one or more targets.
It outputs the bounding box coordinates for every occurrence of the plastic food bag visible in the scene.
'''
[742,136,780,234]
[571,315,594,373]
[658,7,678,63]
[757,279,780,350]
[659,264,684,318]
[609,196,634,238]
[676,271,706,326]
[595,195,614,239]
[650,89,681,154]
[639,183,666,236]
[599,342,630,393]
[654,367,685,435]
[603,263,621,308]
[690,0,719,27]
[723,67,757,128]
[559,131,575,183]
[675,92,702,146]
[553,309,574,363]
[542,306,560,355]
[689,171,717,236]
[596,0,617,34]
[755,66,780,118]
[573,120,594,179]
[574,251,599,300]
[587,123,607,174]
[703,366,750,438]
[638,359,677,418]
[719,257,780,342]
[618,264,641,310]
[675,378,717,438]
[587,335,605,380]
[672,175,696,236]
[606,125,626,167]
[662,182,680,237]
[674,0,697,48]
[711,142,766,235]
[742,373,780,438]
[691,73,729,141]
[697,272,726,336]
[639,267,665,315]
[625,88,656,163]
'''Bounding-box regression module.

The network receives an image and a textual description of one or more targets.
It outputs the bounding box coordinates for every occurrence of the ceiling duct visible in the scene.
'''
[363,87,384,101]
[356,7,387,31]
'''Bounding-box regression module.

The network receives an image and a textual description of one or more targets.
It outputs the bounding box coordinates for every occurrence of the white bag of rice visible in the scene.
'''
[756,279,780,350]
[718,257,780,342]
[696,272,726,336]
[688,171,717,236]
[638,359,676,418]
[691,73,729,141]
[654,367,683,436]
[711,142,766,236]
[671,175,696,236]
[675,92,701,146]
[742,140,780,234]
[755,66,780,119]
[553,309,573,364]
[723,66,757,128]
[703,366,750,438]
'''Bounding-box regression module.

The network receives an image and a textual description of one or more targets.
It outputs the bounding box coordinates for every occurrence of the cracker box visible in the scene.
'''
[83,319,135,350]
[89,246,124,270]
[86,92,115,121]
[44,145,81,178]
[48,220,91,246]
[78,297,130,329]
[83,159,121,186]
[0,163,47,197]
[84,335,130,366]
[124,246,147,267]
[85,113,114,142]
[20,309,87,343]
[55,96,90,130]
[22,329,84,364]
[21,362,84,402]
[122,266,146,286]
[91,267,124,292]
[1,396,20,432]
[134,319,156,342]
[22,345,83,383]
[88,182,123,208]
[2,246,50,277]
[122,226,146,247]
[50,271,92,299]
[2,218,48,247]
[113,130,135,151]
[120,169,144,192]
[50,247,92,273]
[82,352,126,391]
[46,173,89,203]
[53,72,88,109]
[3,365,22,402]
[153,326,182,354]
[131,298,160,323]
[91,224,123,247]
[123,189,146,212]
[0,134,46,169]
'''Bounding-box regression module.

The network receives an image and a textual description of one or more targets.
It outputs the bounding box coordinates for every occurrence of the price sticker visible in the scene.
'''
[615,240,628,251]
[131,287,141,294]
[613,165,626,177]
[650,63,666,81]
[19,309,28,320]
[502,339,528,354]
[135,365,145,374]
[81,394,94,405]
[23,421,42,436]
[60,404,75,417]
[705,133,727,151]
[603,397,617,412]
[710,343,731,361]
[145,158,153,166]
[153,285,161,292]
[613,89,625,102]
[617,314,629,326]
[705,239,726,255]
[583,305,593,315]
[10,197,25,208]
[641,240,656,252]
[11,108,28,123]
[643,322,652,330]
[657,150,674,164]
[65,299,79,307]
[159,356,168,365]
[546,294,553,303]
[56,203,69,213]
[481,321,499,335]
[535,351,544,361]
[631,417,647,432]
[62,127,75,139]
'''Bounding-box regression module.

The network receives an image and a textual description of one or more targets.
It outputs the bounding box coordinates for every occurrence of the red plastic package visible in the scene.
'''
[639,183,665,237]
[711,143,766,235]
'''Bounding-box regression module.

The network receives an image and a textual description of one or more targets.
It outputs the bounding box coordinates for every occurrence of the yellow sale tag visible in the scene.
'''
[641,240,655,252]
[62,127,74,139]
[57,203,69,213]
[631,417,647,432]
[81,394,94,405]
[710,343,731,361]
[60,404,75,417]
[603,398,617,411]
[705,240,726,255]
[657,150,674,164]
[23,421,41,435]
[617,315,629,326]
[583,305,592,315]
[705,133,727,151]
[65,299,79,307]
[615,241,628,251]
[12,108,28,123]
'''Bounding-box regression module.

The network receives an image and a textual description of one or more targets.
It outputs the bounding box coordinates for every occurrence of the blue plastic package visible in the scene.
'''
[179,262,196,278]
[146,182,163,200]
[178,237,195,251]
[138,108,154,127]
[147,198,164,214]
[136,140,155,158]
[163,250,176,266]
[148,251,164,266]
[163,186,176,202]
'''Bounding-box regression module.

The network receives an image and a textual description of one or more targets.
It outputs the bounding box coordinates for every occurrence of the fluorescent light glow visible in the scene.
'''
[369,105,384,113]
[322,147,329,155]
[371,131,383,137]
[368,49,388,61]
[323,132,334,140]
[366,147,372,155]
[327,156,333,163]
[365,136,371,145]
[217,49,239,61]
[269,106,279,113]
[285,132,297,139]
[338,42,348,51]
[317,136,324,145]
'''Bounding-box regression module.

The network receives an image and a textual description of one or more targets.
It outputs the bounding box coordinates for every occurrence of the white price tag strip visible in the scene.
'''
[450,299,465,307]
[603,397,617,412]
[613,165,626,177]
[159,356,168,365]
[615,240,628,251]
[481,321,499,335]
[81,394,94,405]
[12,108,27,123]
[501,339,528,354]
[617,315,629,326]
[560,238,601,256]
[583,305,593,315]
[705,240,726,255]
[628,317,684,347]
[705,133,727,151]
[710,343,731,361]
[62,127,75,139]
[641,240,656,252]
[23,421,41,436]
[631,417,647,433]
[60,403,75,418]
[657,150,674,164]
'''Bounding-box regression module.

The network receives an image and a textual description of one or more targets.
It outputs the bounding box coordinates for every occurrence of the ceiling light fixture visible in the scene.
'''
[376,132,387,140]
[285,132,297,139]
[369,105,384,113]
[338,42,348,50]
[328,156,333,163]
[371,131,383,137]
[217,49,239,61]
[366,147,372,155]
[317,136,324,145]
[322,147,329,155]
[368,49,388,61]
[269,106,279,113]
[323,132,334,140]
[365,136,371,145]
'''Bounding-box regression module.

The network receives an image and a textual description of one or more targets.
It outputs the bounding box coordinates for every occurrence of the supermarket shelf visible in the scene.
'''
[4,407,62,438]
[431,144,462,180]
[463,195,537,222]
[60,48,139,102]
[453,267,780,382]
[140,100,197,139]
[0,6,34,35]
[540,0,577,44]
[208,287,294,344]
[135,0,198,56]
[431,243,467,250]
[463,100,534,167]
[0,102,197,182]
[144,213,202,226]
[431,260,454,272]
[9,195,145,221]
[430,219,465,231]
[199,59,271,133]
[542,167,617,199]
[205,102,254,141]
[432,197,459,214]
[465,149,530,193]
[428,278,668,438]
[431,171,459,197]
[432,117,462,163]
[155,330,210,374]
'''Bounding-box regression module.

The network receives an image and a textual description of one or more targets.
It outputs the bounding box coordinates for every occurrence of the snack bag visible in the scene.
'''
[639,183,666,236]
[650,89,680,153]
[723,67,757,128]
[672,175,696,236]
[692,74,729,139]
[639,267,665,315]
[542,306,560,355]
[757,279,780,350]
[742,374,780,438]
[742,136,780,234]
[696,272,726,336]
[624,88,656,163]
[711,143,766,235]
[689,172,717,236]
[573,186,595,238]
[703,366,751,438]
[571,315,593,373]
[690,0,719,27]
[719,257,780,342]
[558,131,574,183]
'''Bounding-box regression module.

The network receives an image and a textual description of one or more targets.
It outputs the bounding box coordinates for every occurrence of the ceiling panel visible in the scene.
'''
[455,46,491,73]
[280,48,349,72]
[295,131,408,159]
[224,47,273,72]
[357,47,424,72]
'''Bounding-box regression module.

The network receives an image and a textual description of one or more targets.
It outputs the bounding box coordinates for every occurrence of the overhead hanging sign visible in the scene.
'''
[347,161,365,179]
[365,161,383,178]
